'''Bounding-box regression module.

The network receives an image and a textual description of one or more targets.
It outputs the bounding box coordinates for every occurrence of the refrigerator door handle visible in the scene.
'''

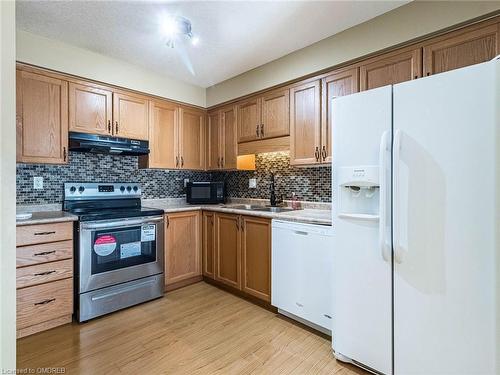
[379,130,391,262]
[392,129,404,263]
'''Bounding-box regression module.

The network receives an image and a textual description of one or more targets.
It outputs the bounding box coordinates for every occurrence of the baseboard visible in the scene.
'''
[17,315,72,339]
[165,275,203,292]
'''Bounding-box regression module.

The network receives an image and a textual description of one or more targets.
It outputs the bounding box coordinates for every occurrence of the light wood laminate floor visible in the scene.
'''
[17,282,366,374]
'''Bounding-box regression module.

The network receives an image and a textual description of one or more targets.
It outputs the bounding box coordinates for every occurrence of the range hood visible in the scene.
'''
[69,132,149,156]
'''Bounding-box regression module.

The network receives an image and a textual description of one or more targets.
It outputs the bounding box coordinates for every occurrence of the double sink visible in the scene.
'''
[222,204,299,213]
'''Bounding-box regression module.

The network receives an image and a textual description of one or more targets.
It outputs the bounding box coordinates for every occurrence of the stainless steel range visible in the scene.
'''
[63,182,164,322]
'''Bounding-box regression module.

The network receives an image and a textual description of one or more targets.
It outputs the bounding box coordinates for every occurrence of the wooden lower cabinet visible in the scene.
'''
[202,211,215,278]
[164,211,202,289]
[241,216,271,302]
[210,212,271,302]
[16,222,74,338]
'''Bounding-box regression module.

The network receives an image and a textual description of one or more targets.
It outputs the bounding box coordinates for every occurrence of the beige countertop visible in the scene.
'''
[142,199,332,226]
[16,210,78,226]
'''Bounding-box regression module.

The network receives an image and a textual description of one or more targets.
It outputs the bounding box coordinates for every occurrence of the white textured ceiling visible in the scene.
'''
[16,1,409,88]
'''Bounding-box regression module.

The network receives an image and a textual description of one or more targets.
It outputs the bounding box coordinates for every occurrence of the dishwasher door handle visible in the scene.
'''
[294,230,308,236]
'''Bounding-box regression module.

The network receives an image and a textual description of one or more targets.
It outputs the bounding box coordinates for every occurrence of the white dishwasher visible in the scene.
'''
[271,219,334,334]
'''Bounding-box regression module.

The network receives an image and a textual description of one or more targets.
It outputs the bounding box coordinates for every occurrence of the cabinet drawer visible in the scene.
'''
[17,259,73,289]
[16,278,73,330]
[16,240,73,267]
[17,222,73,246]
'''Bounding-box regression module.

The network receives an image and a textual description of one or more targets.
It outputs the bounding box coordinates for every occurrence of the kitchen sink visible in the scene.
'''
[224,204,297,213]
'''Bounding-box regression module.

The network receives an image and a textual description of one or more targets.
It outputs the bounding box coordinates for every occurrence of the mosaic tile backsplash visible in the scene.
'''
[17,151,331,205]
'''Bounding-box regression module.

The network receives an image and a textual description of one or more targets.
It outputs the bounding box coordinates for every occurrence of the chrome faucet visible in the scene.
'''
[270,173,283,207]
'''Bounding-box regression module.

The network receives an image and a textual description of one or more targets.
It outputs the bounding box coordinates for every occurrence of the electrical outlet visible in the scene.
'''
[184,178,190,188]
[249,178,257,189]
[33,177,44,190]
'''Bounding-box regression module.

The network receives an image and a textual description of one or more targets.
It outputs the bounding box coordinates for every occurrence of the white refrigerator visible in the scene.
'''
[332,59,500,375]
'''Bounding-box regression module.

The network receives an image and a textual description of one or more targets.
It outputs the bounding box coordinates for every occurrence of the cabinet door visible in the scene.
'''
[321,67,359,164]
[260,88,290,140]
[69,83,112,136]
[220,105,237,170]
[423,23,500,76]
[214,213,241,289]
[144,100,178,169]
[165,211,201,287]
[202,211,215,279]
[237,98,261,143]
[112,92,149,140]
[179,108,205,170]
[206,111,220,170]
[289,80,321,166]
[241,216,271,302]
[16,69,68,164]
[359,48,422,91]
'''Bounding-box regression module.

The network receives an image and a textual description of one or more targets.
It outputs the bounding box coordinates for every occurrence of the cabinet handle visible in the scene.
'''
[115,121,119,133]
[236,217,240,230]
[166,216,170,228]
[322,146,327,161]
[217,157,220,168]
[221,157,224,168]
[241,218,245,231]
[108,120,111,133]
[256,125,260,138]
[34,250,56,256]
[63,147,67,162]
[260,124,264,137]
[314,147,320,161]
[181,156,184,167]
[34,270,56,276]
[176,156,179,168]
[34,231,56,236]
[34,298,55,306]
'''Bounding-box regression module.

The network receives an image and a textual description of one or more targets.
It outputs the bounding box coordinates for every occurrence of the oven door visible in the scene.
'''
[79,216,164,293]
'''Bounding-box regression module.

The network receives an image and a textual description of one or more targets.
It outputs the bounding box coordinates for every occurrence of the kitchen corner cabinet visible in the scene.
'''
[423,23,500,77]
[164,211,202,288]
[69,82,113,136]
[359,47,422,91]
[16,69,69,164]
[179,107,205,170]
[289,80,321,166]
[207,106,237,170]
[140,100,178,169]
[202,211,216,279]
[212,212,271,302]
[321,67,359,164]
[241,216,271,302]
[113,92,149,140]
[237,88,289,143]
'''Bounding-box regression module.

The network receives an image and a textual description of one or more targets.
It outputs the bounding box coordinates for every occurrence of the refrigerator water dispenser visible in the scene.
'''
[337,166,379,221]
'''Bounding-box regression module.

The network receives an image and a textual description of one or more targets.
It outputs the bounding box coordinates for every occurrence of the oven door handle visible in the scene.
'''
[81,216,164,230]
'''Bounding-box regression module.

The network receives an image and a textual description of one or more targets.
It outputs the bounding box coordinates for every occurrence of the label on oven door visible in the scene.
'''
[120,241,142,258]
[141,224,156,242]
[94,235,117,256]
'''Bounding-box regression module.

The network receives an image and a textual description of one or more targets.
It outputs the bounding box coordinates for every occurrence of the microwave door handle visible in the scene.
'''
[82,216,163,230]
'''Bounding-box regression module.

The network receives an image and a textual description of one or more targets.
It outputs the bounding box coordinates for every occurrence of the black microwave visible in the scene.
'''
[186,181,226,204]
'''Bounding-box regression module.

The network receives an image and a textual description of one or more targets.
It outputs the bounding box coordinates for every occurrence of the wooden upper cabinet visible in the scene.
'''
[164,211,201,287]
[202,211,215,279]
[321,67,359,164]
[69,83,112,136]
[214,213,241,289]
[241,216,271,302]
[206,111,221,170]
[289,80,321,166]
[179,107,205,170]
[16,69,69,164]
[359,47,422,91]
[423,23,500,76]
[260,88,290,140]
[237,98,261,143]
[112,92,149,140]
[220,105,237,170]
[141,100,178,169]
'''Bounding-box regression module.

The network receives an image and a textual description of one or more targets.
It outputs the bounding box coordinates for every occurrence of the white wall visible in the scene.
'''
[0,0,17,371]
[206,1,500,106]
[16,30,206,107]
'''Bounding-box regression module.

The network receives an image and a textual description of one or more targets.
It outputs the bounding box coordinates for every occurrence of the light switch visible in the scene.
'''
[33,177,44,189]
[184,178,190,188]
[249,178,257,188]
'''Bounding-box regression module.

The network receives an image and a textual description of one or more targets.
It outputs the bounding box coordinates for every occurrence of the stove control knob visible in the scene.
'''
[69,186,76,193]
[126,186,132,192]
[78,186,85,193]
[120,186,125,192]
[133,186,138,192]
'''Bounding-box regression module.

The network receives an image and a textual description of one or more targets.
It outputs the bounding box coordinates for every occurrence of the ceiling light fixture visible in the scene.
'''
[160,15,198,48]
